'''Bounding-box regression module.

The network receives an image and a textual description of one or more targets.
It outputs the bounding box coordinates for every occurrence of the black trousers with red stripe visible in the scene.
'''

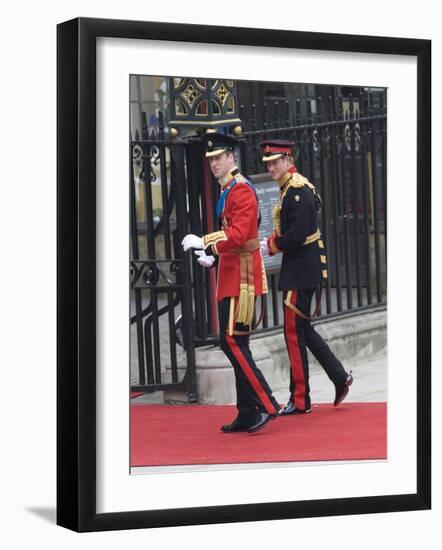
[218,297,279,425]
[283,288,349,411]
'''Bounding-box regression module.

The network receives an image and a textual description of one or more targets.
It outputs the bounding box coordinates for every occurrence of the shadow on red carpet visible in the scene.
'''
[130,402,387,467]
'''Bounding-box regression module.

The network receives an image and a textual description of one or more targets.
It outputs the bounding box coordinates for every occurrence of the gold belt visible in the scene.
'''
[232,238,260,254]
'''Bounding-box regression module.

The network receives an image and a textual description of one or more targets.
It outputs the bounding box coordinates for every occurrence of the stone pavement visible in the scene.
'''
[273,353,387,407]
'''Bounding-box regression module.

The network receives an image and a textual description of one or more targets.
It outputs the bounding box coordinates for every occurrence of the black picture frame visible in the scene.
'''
[57,17,431,532]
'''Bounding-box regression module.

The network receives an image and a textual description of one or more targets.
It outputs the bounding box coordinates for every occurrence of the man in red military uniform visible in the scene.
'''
[259,140,353,415]
[182,133,280,433]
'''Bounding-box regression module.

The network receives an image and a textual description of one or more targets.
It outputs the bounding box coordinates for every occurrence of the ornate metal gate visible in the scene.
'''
[130,133,202,400]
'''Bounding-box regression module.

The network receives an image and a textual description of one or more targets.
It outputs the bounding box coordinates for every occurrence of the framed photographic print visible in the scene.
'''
[57,17,431,532]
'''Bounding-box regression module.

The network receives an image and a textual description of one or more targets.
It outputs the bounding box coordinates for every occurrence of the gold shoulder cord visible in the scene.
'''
[272,173,306,235]
[272,174,323,251]
[272,203,282,236]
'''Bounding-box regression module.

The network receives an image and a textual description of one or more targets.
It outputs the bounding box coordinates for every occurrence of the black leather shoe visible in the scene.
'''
[280,401,311,415]
[248,412,277,433]
[334,372,353,406]
[220,419,249,433]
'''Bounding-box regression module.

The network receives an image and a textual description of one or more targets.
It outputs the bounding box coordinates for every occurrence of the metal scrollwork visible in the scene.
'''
[149,144,161,167]
[312,129,320,153]
[130,262,140,286]
[132,143,143,165]
[130,260,184,289]
[354,123,361,152]
[141,144,160,184]
[143,263,159,286]
[324,127,332,160]
[344,123,352,152]
[170,261,182,279]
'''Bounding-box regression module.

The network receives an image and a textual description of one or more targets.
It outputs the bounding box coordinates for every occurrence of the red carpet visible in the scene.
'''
[130,402,387,467]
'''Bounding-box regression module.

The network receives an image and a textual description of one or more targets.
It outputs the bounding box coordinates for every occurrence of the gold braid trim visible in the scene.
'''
[284,288,324,320]
[260,251,268,294]
[284,290,294,310]
[272,203,282,236]
[228,297,235,336]
[272,173,308,235]
[303,229,321,245]
[272,172,322,246]
[234,174,247,184]
[287,172,310,192]
[202,231,227,250]
[219,167,244,188]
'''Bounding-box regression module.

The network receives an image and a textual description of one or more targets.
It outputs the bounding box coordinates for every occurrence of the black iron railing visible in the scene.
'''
[237,99,387,329]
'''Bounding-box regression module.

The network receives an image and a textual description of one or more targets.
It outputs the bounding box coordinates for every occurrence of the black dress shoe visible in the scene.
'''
[334,372,353,406]
[247,412,277,433]
[280,401,311,415]
[220,419,249,433]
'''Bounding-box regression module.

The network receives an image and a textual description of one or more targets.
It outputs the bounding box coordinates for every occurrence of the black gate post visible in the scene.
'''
[130,142,146,385]
[172,144,198,403]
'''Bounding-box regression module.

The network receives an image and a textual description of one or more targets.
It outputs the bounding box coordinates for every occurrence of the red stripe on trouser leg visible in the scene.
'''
[226,334,277,415]
[284,291,307,410]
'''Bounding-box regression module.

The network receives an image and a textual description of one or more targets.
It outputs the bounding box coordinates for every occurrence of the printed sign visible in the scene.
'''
[252,176,282,272]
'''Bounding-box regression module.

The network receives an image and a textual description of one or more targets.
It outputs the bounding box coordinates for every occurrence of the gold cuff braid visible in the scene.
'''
[202,231,227,250]
[303,229,321,246]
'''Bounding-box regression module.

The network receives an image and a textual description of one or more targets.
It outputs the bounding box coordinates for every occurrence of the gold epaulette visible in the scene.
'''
[281,173,315,199]
[291,172,310,187]
[273,173,318,235]
[233,173,247,184]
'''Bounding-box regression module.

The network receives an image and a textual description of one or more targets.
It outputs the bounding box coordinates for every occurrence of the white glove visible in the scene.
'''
[194,249,215,268]
[181,234,203,251]
[260,238,269,257]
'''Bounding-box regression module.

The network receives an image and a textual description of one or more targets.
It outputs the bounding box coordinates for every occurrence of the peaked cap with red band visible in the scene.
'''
[260,139,295,162]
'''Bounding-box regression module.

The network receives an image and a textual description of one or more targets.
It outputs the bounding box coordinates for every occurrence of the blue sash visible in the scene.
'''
[216,177,259,224]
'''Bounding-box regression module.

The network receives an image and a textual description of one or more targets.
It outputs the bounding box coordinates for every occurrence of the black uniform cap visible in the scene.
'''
[259,139,295,162]
[202,132,238,158]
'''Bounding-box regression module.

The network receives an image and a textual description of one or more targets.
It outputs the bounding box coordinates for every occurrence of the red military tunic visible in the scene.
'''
[202,169,267,303]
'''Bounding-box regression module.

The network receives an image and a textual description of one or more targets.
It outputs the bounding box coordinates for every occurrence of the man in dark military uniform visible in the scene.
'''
[259,140,353,415]
[182,133,280,433]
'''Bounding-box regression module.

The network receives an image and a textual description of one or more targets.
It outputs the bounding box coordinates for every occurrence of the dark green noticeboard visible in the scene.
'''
[251,174,282,272]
